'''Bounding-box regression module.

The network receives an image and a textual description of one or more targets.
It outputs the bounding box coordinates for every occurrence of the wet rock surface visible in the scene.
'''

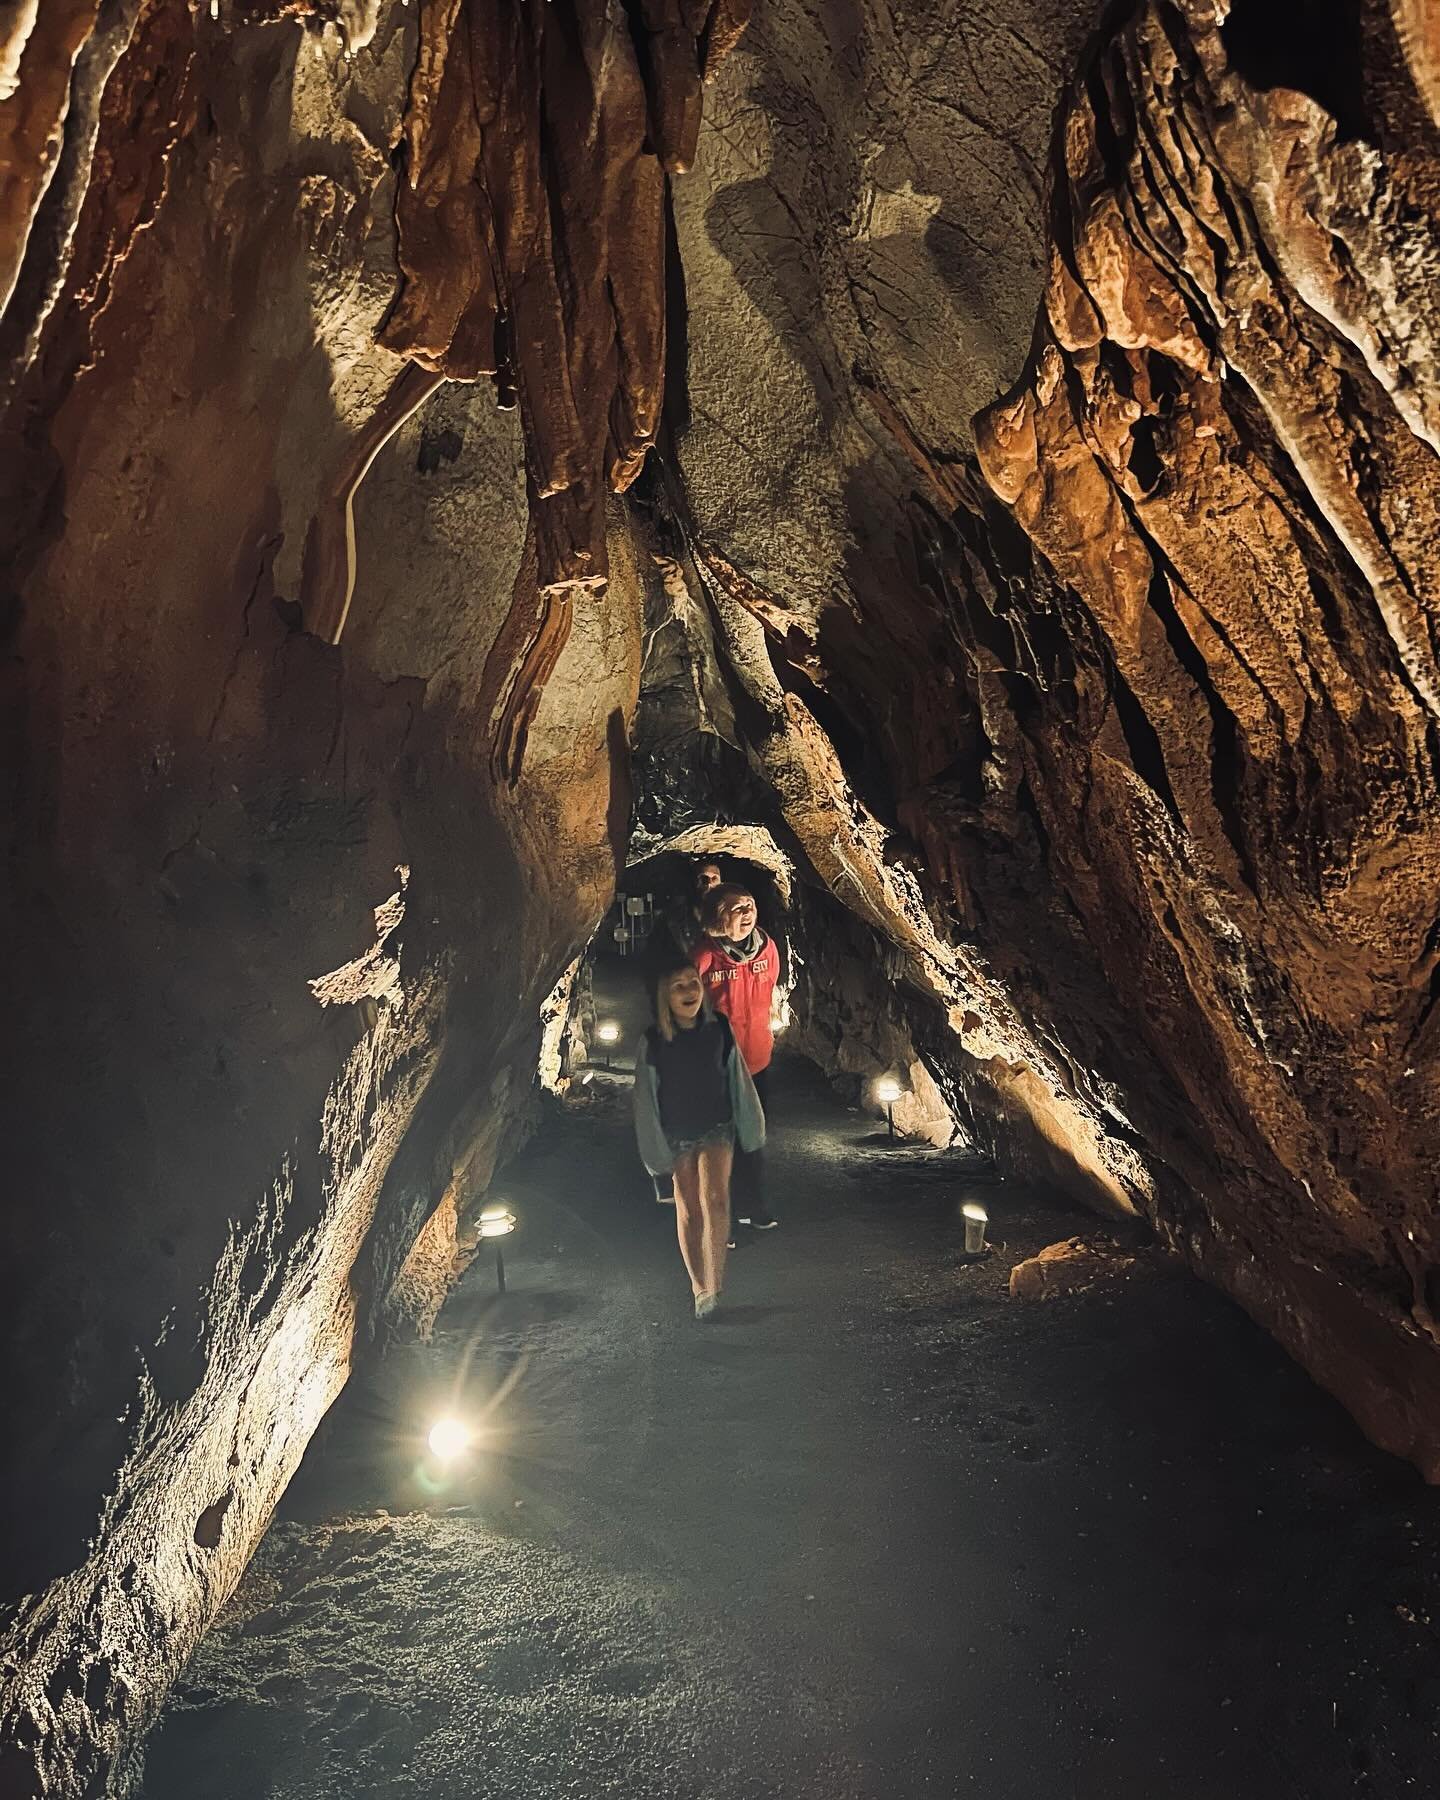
[138,1066,1440,1798]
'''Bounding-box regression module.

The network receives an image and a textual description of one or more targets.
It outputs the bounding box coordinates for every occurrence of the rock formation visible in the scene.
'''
[663,0,1440,1472]
[3,0,1440,1790]
[0,7,653,1790]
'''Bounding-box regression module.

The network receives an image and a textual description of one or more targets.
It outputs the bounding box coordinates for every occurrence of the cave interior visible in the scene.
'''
[4,0,1440,1792]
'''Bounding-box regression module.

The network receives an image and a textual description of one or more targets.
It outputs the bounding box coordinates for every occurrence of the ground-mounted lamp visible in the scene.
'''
[596,1020,620,1068]
[876,1076,902,1142]
[479,1203,517,1293]
[962,1201,989,1257]
[427,1417,473,1463]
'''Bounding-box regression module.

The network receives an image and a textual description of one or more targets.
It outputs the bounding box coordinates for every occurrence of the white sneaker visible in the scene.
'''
[694,1292,720,1322]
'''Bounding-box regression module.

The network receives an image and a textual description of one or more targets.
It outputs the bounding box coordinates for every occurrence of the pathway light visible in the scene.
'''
[962,1201,989,1257]
[596,1020,620,1067]
[876,1075,902,1141]
[479,1203,517,1292]
[427,1417,473,1462]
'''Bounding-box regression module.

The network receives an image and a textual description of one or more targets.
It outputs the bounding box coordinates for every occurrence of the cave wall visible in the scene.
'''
[667,0,1440,1472]
[968,0,1440,1469]
[0,8,641,1792]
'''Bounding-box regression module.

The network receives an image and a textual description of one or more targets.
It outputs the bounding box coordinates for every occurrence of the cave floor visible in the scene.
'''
[138,1061,1440,1800]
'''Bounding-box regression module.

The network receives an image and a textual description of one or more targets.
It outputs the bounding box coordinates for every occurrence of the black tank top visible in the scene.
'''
[645,1015,733,1143]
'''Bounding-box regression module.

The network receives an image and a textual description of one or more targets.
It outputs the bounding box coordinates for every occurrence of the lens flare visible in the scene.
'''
[427,1418,472,1462]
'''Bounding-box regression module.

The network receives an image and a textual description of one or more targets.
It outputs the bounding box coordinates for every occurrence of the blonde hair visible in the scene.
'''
[653,962,709,1042]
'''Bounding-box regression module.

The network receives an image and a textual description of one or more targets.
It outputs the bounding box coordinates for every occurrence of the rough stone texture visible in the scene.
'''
[962,0,1440,1474]
[785,896,958,1149]
[379,0,750,593]
[669,0,1440,1477]
[0,8,639,1794]
[1009,1236,1138,1303]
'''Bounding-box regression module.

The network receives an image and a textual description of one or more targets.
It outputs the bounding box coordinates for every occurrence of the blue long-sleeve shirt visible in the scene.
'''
[633,1015,767,1176]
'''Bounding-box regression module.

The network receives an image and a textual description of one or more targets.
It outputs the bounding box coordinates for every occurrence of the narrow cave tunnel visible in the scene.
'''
[5,2,1440,1796]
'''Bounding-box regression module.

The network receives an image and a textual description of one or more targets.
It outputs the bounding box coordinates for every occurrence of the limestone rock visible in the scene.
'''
[0,8,640,1793]
[1009,1238,1137,1303]
[673,0,1440,1476]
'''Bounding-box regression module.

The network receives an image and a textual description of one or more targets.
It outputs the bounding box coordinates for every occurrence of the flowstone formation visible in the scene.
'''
[0,3,727,1792]
[666,0,1440,1472]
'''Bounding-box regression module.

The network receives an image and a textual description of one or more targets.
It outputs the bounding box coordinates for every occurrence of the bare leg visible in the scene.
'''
[672,1152,707,1296]
[696,1138,734,1298]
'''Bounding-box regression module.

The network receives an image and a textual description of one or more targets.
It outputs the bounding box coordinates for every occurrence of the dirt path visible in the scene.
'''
[138,1065,1440,1799]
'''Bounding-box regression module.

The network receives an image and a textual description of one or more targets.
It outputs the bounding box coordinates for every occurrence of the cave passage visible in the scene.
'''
[12,0,1440,1785]
[135,1025,1440,1797]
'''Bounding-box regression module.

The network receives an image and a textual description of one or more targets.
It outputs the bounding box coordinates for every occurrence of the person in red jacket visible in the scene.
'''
[692,885,783,1231]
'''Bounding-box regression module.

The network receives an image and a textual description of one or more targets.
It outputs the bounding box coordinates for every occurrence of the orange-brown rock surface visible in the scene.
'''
[964,0,1440,1475]
[0,5,649,1791]
[380,0,749,591]
[668,0,1440,1475]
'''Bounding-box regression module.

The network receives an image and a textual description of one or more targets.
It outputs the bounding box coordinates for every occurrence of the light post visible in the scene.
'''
[876,1076,902,1142]
[962,1201,989,1256]
[478,1203,517,1292]
[596,1020,620,1068]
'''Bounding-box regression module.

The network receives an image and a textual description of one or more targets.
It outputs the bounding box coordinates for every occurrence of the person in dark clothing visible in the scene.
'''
[633,958,766,1319]
[693,885,784,1231]
[651,858,726,1210]
[659,857,724,959]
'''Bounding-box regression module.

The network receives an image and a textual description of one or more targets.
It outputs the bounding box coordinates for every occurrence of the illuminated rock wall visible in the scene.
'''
[671,0,1440,1469]
[0,7,647,1790]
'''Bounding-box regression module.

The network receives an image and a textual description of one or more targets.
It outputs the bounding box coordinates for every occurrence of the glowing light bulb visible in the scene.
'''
[478,1204,516,1239]
[876,1077,902,1105]
[427,1418,471,1461]
[596,1021,621,1044]
[962,1201,988,1255]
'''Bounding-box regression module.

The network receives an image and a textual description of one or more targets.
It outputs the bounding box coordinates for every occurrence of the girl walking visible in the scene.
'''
[634,958,766,1319]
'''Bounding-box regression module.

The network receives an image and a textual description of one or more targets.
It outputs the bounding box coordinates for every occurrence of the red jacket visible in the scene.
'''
[692,934,779,1075]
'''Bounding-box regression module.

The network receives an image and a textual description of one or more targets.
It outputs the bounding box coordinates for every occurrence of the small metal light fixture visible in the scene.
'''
[478,1203,517,1293]
[876,1075,902,1142]
[962,1201,989,1257]
[427,1417,473,1462]
[596,1020,620,1068]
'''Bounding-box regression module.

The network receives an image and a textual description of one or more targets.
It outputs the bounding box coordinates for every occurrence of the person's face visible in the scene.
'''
[666,966,705,1023]
[719,894,758,940]
[696,863,722,892]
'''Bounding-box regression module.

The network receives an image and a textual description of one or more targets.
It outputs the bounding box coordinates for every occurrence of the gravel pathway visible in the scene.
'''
[139,1065,1440,1799]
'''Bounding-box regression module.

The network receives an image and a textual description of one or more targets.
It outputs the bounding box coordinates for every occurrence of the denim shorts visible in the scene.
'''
[670,1124,735,1159]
